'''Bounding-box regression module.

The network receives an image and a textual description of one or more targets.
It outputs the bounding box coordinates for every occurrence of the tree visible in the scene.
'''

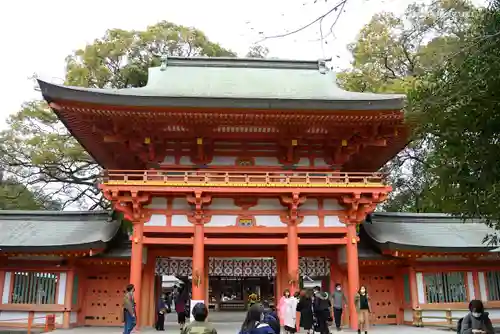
[0,174,61,210]
[409,1,500,232]
[246,45,269,58]
[0,21,236,210]
[338,0,479,212]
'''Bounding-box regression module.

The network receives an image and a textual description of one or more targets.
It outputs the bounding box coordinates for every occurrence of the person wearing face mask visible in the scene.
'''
[460,300,494,334]
[354,286,371,334]
[122,284,136,334]
[331,283,348,331]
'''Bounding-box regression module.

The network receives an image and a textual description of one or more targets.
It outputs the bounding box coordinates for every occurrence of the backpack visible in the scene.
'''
[457,316,470,334]
[456,317,464,334]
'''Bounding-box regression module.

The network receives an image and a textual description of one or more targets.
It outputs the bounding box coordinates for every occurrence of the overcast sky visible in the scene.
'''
[0,0,483,128]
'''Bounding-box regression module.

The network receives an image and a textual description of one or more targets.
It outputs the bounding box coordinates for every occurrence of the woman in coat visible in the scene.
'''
[354,285,371,334]
[296,290,314,334]
[283,290,298,334]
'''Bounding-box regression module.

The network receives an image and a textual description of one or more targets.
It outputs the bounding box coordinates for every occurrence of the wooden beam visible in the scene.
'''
[143,236,347,245]
[143,226,347,234]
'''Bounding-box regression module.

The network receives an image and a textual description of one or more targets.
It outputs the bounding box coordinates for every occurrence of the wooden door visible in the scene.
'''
[83,271,130,326]
[359,274,397,325]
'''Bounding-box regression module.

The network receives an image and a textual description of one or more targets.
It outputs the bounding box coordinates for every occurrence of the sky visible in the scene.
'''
[0,0,415,129]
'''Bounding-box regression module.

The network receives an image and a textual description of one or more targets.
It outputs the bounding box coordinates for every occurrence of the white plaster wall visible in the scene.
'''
[249,198,282,210]
[57,273,67,305]
[0,311,28,323]
[171,215,191,226]
[162,155,175,164]
[452,310,470,319]
[145,214,167,226]
[296,158,309,166]
[205,215,239,227]
[323,199,342,210]
[70,311,78,324]
[301,216,320,227]
[254,157,280,166]
[479,272,488,300]
[300,199,318,210]
[416,272,425,304]
[0,311,63,325]
[146,197,167,209]
[179,157,194,165]
[487,309,500,320]
[313,158,329,167]
[421,310,446,323]
[255,216,286,227]
[2,272,11,304]
[467,272,475,299]
[210,156,236,165]
[210,198,239,210]
[324,216,343,227]
[172,198,191,210]
[404,309,414,322]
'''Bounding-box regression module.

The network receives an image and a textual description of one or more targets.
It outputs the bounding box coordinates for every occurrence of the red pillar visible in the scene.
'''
[287,223,299,294]
[191,223,205,314]
[130,222,144,327]
[346,223,359,329]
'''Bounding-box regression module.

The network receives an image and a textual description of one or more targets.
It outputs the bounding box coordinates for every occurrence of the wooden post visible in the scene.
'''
[346,223,359,329]
[191,223,205,316]
[287,223,299,294]
[130,222,144,327]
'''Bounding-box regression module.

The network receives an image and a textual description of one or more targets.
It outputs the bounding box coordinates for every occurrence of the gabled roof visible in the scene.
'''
[364,212,496,252]
[38,57,405,111]
[0,210,120,252]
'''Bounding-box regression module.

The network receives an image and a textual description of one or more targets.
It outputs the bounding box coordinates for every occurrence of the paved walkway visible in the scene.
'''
[54,323,452,334]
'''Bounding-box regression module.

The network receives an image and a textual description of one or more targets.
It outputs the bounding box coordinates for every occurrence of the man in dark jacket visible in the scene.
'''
[262,301,280,334]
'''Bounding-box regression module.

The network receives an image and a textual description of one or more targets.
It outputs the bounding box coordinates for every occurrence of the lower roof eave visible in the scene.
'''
[380,242,496,254]
[0,241,107,254]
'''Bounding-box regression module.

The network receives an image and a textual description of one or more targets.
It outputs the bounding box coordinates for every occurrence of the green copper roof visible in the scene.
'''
[38,57,405,111]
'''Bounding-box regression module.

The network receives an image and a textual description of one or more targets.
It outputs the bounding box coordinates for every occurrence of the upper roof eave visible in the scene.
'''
[37,79,406,112]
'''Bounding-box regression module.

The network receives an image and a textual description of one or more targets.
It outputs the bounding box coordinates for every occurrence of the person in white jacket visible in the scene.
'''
[283,291,299,334]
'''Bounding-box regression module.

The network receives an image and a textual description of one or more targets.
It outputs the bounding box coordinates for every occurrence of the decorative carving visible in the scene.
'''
[339,192,388,223]
[186,191,212,224]
[192,269,202,287]
[102,190,152,223]
[236,215,256,227]
[288,268,299,285]
[234,197,258,209]
[281,193,306,225]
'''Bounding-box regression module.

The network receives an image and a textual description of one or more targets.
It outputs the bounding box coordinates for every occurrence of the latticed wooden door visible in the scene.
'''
[359,274,397,325]
[83,271,130,326]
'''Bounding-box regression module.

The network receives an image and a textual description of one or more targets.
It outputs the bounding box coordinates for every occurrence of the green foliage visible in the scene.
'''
[246,45,269,58]
[339,0,479,213]
[0,21,237,210]
[409,2,500,232]
[0,176,61,210]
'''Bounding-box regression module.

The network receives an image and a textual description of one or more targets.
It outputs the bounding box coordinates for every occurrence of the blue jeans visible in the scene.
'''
[123,310,136,334]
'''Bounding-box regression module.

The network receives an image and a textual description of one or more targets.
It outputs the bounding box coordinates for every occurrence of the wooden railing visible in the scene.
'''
[103,170,387,188]
[413,309,461,328]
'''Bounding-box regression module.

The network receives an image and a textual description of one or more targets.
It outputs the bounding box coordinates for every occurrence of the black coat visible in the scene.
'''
[296,297,314,330]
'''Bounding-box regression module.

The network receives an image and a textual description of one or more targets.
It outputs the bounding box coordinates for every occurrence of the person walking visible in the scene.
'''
[156,293,167,331]
[122,284,136,334]
[354,286,371,334]
[331,283,347,331]
[175,285,188,331]
[296,290,314,334]
[313,288,331,334]
[283,291,298,334]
